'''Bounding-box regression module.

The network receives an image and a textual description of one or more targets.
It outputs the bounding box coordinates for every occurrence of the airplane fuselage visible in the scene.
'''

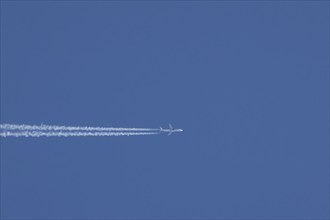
[159,124,183,135]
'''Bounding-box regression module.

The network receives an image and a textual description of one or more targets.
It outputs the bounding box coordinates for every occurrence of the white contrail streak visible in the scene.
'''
[0,124,159,132]
[0,131,159,138]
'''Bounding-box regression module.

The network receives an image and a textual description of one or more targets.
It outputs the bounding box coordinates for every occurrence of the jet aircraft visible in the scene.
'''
[159,124,183,136]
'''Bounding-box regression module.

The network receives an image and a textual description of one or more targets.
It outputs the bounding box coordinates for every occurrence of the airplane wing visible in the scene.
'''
[169,124,173,130]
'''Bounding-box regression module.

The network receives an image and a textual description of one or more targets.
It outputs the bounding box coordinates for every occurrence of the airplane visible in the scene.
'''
[159,124,183,136]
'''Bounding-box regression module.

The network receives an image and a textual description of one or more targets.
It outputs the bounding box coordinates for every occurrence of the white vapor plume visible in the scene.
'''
[0,123,161,138]
[0,131,159,138]
[0,124,159,132]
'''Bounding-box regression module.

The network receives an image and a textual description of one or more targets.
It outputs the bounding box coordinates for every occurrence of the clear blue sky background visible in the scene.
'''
[1,1,329,219]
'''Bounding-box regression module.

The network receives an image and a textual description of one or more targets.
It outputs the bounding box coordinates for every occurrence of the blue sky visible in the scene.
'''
[1,1,329,219]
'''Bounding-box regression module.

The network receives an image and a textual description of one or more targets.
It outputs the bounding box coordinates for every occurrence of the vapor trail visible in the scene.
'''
[0,124,159,132]
[0,131,159,138]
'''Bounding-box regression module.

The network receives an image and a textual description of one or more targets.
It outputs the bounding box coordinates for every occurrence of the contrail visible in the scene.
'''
[0,124,159,132]
[0,123,161,138]
[0,131,159,138]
